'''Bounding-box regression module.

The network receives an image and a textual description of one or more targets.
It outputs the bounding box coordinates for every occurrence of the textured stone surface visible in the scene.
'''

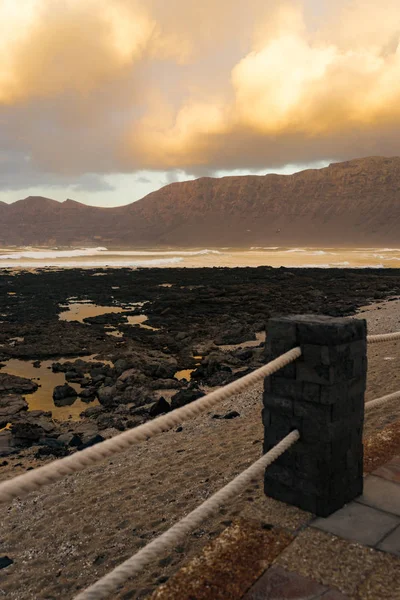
[377,524,400,556]
[358,475,400,516]
[150,520,293,600]
[276,529,387,596]
[264,315,366,517]
[243,565,347,599]
[313,502,400,546]
[373,455,400,484]
[356,552,400,600]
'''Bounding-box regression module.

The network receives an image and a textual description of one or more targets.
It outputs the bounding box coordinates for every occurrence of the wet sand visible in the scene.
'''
[1,246,400,270]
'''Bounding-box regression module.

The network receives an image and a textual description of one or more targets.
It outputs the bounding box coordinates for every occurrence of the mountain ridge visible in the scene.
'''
[1,156,400,247]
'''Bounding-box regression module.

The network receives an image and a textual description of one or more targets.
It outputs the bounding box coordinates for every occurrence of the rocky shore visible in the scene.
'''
[1,266,400,461]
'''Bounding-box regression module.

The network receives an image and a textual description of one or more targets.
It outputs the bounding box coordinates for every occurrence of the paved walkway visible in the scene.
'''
[243,455,400,599]
[152,453,400,600]
[313,455,400,553]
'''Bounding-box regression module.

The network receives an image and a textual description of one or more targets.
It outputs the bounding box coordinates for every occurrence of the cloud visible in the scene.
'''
[1,0,400,183]
[0,151,114,191]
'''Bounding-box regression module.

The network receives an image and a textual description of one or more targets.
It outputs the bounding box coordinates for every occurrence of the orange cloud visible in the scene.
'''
[1,0,400,178]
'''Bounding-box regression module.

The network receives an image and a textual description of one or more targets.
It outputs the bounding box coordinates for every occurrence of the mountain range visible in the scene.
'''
[1,156,400,247]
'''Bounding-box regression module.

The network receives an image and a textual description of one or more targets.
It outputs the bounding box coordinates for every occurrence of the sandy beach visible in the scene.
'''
[0,296,399,600]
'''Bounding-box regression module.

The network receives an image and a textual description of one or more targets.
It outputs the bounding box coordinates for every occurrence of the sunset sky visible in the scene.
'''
[1,0,400,206]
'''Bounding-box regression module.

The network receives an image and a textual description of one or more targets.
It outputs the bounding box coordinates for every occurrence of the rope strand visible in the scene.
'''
[367,331,400,343]
[74,430,300,600]
[0,347,302,505]
[365,389,400,412]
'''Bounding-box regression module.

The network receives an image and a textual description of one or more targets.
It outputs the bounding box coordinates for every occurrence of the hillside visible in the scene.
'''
[1,157,400,247]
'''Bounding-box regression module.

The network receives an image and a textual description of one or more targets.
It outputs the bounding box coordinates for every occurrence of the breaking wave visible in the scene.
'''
[250,246,280,250]
[0,247,108,260]
[285,263,385,269]
[0,257,183,268]
[0,247,223,260]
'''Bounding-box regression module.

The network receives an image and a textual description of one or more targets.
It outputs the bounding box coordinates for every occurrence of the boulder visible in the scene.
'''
[80,405,105,419]
[114,358,135,375]
[149,397,171,417]
[142,357,178,380]
[223,411,241,419]
[147,378,182,390]
[57,432,80,446]
[0,431,15,457]
[215,326,256,346]
[0,373,38,395]
[35,446,69,458]
[11,421,44,443]
[206,371,235,387]
[28,410,52,419]
[65,371,84,383]
[96,385,116,407]
[78,434,105,450]
[234,348,254,361]
[0,556,14,570]
[170,388,205,410]
[79,387,97,400]
[53,384,77,402]
[175,332,190,342]
[96,414,125,431]
[117,369,148,388]
[0,395,28,427]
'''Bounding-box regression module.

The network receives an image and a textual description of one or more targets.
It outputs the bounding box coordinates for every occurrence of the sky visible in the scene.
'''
[1,0,400,207]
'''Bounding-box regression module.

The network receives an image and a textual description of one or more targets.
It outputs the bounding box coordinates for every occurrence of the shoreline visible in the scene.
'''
[0,265,399,459]
[1,245,400,270]
[1,266,400,414]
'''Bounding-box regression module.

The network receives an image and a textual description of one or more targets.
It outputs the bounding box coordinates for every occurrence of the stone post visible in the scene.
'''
[263,315,367,517]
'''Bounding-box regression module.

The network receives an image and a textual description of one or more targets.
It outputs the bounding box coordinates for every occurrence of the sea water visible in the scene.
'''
[0,246,400,269]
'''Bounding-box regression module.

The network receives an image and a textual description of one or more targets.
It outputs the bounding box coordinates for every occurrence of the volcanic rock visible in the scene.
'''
[0,395,28,427]
[149,397,171,417]
[53,384,78,403]
[0,556,13,570]
[0,373,38,395]
[170,388,205,410]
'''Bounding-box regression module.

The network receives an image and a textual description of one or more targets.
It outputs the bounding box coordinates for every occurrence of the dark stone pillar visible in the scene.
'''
[263,315,367,517]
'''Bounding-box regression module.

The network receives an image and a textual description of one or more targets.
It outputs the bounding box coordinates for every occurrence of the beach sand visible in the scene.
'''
[0,300,399,599]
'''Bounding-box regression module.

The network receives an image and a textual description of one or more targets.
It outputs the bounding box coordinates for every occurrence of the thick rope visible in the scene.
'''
[365,389,400,412]
[74,429,300,600]
[0,347,302,505]
[367,331,400,344]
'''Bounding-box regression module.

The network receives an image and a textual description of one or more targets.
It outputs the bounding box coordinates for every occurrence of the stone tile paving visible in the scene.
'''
[357,475,400,516]
[355,552,400,600]
[373,454,400,483]
[377,523,400,555]
[152,454,400,600]
[275,529,383,597]
[313,454,400,553]
[313,502,399,546]
[243,565,348,599]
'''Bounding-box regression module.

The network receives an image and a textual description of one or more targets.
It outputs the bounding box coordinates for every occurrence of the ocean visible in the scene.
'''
[0,246,400,269]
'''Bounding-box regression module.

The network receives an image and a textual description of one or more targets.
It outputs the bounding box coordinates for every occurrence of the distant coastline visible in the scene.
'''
[1,246,400,269]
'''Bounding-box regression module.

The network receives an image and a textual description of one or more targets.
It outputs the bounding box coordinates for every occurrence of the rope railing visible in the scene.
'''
[367,331,400,344]
[2,320,400,600]
[73,430,300,600]
[365,329,400,413]
[0,346,302,505]
[365,389,400,412]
